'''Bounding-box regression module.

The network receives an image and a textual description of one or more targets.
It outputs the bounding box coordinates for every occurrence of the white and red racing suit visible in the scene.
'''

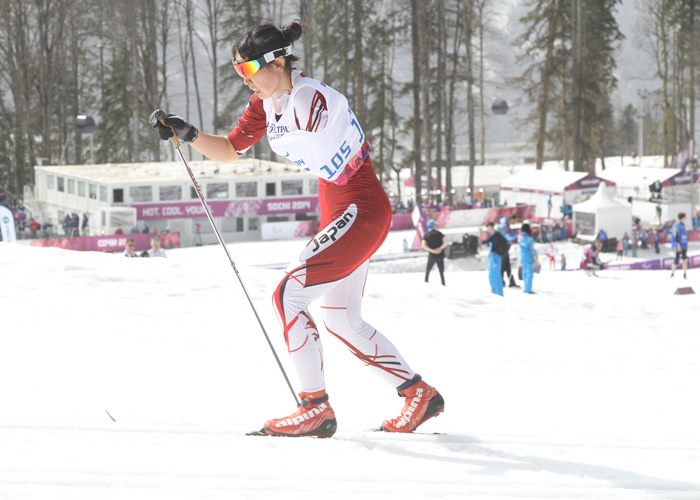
[228,70,416,393]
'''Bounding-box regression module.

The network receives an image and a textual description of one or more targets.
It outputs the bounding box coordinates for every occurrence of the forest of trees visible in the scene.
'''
[1,0,698,205]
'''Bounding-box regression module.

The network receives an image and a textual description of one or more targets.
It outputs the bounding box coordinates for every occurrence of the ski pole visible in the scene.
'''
[158,115,300,408]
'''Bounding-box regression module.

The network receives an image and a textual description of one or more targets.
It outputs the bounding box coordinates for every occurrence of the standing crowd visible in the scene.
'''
[421,209,694,296]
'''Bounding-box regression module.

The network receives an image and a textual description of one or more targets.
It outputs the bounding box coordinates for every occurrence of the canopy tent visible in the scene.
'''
[572,182,631,241]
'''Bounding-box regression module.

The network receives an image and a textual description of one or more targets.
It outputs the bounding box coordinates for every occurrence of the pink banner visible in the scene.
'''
[667,140,693,169]
[131,197,319,220]
[29,233,181,252]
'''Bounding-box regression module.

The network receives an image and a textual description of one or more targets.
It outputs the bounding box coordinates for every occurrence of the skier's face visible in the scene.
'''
[234,51,288,100]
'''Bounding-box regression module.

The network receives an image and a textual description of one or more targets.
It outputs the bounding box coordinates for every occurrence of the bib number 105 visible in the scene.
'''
[320,118,364,180]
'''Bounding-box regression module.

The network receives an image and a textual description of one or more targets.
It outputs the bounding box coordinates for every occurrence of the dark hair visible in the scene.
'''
[521,223,531,235]
[486,222,495,228]
[232,20,303,70]
[678,212,686,219]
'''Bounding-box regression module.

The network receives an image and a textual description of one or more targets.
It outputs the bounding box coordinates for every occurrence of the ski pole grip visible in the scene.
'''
[159,119,181,148]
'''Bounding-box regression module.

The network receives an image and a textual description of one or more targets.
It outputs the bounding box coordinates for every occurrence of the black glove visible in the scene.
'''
[149,109,198,143]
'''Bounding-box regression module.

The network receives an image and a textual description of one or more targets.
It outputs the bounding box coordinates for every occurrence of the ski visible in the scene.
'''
[366,427,446,435]
[245,428,269,437]
[245,427,446,437]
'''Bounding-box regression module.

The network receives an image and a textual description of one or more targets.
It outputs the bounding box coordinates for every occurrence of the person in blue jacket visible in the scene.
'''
[519,223,538,294]
[670,212,688,279]
[481,222,509,296]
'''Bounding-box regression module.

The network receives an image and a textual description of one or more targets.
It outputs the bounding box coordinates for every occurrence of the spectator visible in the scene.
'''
[670,212,688,279]
[62,214,71,236]
[545,244,557,269]
[616,239,624,260]
[518,223,538,294]
[123,238,138,258]
[29,218,40,238]
[422,220,449,286]
[654,230,660,254]
[82,214,89,236]
[71,213,80,236]
[498,217,518,288]
[147,237,168,258]
[481,222,510,296]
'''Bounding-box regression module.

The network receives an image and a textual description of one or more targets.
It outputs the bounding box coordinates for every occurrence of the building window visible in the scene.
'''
[47,175,55,190]
[67,179,75,194]
[309,179,318,195]
[159,185,182,201]
[190,186,199,199]
[113,188,124,203]
[235,181,257,198]
[295,212,316,221]
[57,177,65,192]
[129,185,152,202]
[267,215,289,223]
[89,184,97,200]
[281,180,303,196]
[222,216,244,233]
[249,217,259,231]
[266,182,276,196]
[207,183,228,199]
[100,186,108,202]
[78,182,86,197]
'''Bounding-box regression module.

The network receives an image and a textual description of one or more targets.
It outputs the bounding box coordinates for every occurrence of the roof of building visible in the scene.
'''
[35,158,306,184]
[596,166,681,186]
[500,169,599,191]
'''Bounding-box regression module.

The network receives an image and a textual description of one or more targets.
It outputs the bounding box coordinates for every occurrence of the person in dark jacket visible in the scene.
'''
[670,212,688,279]
[498,217,519,288]
[422,219,449,285]
[481,222,510,296]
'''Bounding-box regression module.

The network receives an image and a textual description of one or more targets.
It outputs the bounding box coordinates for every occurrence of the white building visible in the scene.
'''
[30,158,321,247]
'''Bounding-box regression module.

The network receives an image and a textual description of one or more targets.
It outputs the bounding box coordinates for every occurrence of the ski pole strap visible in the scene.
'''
[300,393,329,407]
[396,374,422,393]
[159,119,181,149]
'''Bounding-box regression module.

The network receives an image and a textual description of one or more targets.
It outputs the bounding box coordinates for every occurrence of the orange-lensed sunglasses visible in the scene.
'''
[232,46,292,78]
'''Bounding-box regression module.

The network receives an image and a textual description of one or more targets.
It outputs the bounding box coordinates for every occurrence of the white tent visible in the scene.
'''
[572,182,632,241]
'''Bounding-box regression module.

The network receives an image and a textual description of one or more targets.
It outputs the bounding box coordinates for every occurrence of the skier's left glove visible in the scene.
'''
[149,109,199,143]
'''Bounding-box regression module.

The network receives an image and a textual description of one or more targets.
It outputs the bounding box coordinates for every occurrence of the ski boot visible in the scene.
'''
[380,376,444,433]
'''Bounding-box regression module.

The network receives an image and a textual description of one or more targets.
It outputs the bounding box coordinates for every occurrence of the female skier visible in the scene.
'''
[150,21,443,437]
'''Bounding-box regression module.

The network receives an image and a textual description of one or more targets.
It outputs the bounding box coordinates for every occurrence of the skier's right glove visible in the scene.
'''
[149,109,199,143]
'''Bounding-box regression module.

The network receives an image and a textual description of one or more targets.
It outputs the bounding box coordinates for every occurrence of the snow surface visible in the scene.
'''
[1,231,699,500]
